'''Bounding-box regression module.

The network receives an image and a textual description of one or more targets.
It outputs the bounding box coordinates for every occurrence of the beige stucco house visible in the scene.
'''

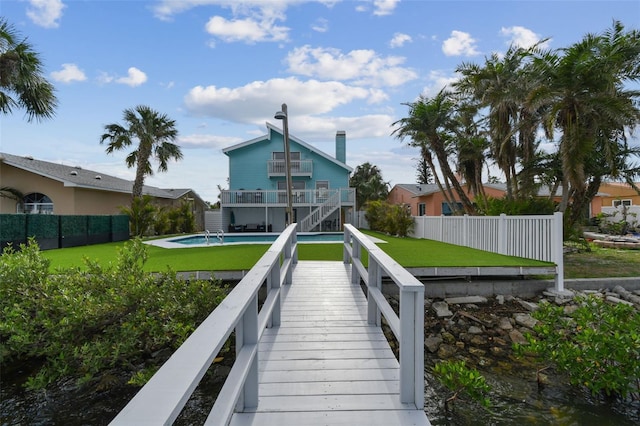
[0,152,207,230]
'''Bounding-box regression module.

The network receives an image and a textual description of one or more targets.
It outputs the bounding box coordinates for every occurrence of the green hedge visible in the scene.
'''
[0,214,129,250]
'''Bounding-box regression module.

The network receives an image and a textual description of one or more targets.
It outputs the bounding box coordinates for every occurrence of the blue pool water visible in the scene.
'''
[169,233,344,245]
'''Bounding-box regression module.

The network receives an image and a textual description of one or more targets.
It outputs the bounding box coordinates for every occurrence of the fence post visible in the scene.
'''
[552,212,565,293]
[463,214,469,247]
[498,214,506,255]
[367,261,381,326]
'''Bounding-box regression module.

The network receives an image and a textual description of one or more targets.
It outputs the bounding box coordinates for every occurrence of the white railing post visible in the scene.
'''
[367,260,381,326]
[463,214,469,247]
[351,239,361,285]
[235,294,259,411]
[399,288,423,407]
[552,211,565,293]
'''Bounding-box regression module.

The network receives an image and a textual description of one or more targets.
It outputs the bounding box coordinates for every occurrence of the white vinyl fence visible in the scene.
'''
[413,212,565,292]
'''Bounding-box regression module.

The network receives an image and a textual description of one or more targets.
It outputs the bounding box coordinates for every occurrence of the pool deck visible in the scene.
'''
[144,232,385,249]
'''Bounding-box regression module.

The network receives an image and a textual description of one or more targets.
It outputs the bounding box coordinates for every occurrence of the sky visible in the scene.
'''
[2,0,639,204]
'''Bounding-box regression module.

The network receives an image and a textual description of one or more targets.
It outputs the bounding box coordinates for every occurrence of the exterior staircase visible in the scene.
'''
[299,191,340,232]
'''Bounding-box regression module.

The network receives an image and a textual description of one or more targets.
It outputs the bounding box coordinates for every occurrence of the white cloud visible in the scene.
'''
[311,18,329,33]
[50,63,86,83]
[442,30,480,56]
[372,0,399,16]
[183,77,387,124]
[286,45,417,87]
[389,32,412,48]
[420,70,459,97]
[500,26,549,49]
[26,0,65,28]
[115,67,148,87]
[205,15,289,43]
[179,133,242,149]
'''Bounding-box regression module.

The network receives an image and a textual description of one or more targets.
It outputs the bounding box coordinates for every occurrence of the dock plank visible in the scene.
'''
[228,261,430,426]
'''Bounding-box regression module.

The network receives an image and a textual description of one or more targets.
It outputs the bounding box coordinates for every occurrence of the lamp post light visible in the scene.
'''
[274,103,294,226]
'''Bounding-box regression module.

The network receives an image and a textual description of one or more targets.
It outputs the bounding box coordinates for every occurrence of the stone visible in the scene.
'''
[455,341,465,350]
[437,344,457,359]
[468,325,484,335]
[469,347,486,357]
[496,295,505,305]
[563,304,579,315]
[508,329,528,345]
[490,346,504,356]
[470,335,488,346]
[424,336,442,353]
[445,296,488,305]
[517,299,539,311]
[498,317,513,330]
[606,295,634,306]
[432,301,453,317]
[441,331,456,344]
[514,313,538,329]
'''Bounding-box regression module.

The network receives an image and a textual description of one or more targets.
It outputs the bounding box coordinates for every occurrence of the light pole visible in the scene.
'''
[274,103,294,226]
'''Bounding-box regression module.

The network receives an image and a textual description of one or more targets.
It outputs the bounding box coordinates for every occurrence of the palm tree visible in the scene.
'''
[100,105,182,199]
[530,21,640,225]
[0,18,57,121]
[393,90,475,214]
[454,45,535,200]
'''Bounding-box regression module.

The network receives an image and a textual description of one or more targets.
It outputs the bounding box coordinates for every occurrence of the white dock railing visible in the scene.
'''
[413,212,565,292]
[343,224,425,409]
[110,224,298,426]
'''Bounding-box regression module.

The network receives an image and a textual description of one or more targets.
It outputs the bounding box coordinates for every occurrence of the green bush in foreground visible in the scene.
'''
[433,360,491,410]
[0,238,227,389]
[515,295,640,401]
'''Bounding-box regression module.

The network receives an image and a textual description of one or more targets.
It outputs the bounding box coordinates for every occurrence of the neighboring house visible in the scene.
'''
[590,181,640,215]
[390,181,640,220]
[0,152,207,230]
[388,183,508,216]
[219,123,355,233]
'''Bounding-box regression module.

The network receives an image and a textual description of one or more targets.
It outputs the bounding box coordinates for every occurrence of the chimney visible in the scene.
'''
[335,131,346,163]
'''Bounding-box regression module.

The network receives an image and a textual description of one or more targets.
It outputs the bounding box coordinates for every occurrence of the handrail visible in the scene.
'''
[110,224,299,426]
[343,224,425,409]
[299,191,340,232]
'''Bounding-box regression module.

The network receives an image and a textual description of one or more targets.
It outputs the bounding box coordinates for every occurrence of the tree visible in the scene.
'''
[0,18,57,121]
[530,21,640,226]
[392,90,475,215]
[100,105,182,199]
[349,162,390,210]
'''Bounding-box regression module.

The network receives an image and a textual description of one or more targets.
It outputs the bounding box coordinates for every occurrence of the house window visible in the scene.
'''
[441,202,463,216]
[22,192,54,214]
[418,203,426,216]
[613,199,632,207]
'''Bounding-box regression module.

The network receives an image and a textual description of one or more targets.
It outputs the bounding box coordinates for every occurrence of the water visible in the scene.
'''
[424,367,640,425]
[170,232,345,245]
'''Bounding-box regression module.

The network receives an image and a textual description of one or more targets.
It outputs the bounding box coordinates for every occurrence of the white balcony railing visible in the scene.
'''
[267,160,313,177]
[220,188,355,206]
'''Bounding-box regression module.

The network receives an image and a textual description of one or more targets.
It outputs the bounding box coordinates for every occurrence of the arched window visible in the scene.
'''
[22,193,54,214]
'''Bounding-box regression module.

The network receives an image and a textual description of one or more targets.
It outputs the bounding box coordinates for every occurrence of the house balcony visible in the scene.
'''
[220,188,355,207]
[267,160,313,177]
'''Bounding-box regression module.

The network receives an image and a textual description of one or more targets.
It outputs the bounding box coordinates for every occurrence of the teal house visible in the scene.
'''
[220,122,355,233]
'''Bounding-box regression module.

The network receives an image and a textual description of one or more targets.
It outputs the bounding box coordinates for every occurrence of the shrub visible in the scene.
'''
[515,294,640,401]
[433,360,491,409]
[364,200,414,237]
[0,238,227,389]
[476,195,556,216]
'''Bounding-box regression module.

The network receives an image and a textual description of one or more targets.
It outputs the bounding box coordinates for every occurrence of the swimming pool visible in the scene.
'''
[148,232,346,248]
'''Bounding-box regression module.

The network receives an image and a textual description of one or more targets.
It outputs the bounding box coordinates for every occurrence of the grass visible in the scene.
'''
[41,231,552,272]
[564,243,640,278]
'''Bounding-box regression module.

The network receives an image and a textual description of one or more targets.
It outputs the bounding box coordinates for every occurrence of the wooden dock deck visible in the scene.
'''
[229,261,430,426]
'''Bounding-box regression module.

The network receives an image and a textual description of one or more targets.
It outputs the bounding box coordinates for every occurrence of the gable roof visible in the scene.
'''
[222,122,353,172]
[0,152,196,200]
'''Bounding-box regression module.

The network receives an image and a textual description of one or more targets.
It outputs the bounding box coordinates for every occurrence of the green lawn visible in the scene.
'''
[41,231,551,272]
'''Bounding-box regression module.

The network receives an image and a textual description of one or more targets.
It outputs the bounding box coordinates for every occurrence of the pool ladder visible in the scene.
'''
[204,229,224,245]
